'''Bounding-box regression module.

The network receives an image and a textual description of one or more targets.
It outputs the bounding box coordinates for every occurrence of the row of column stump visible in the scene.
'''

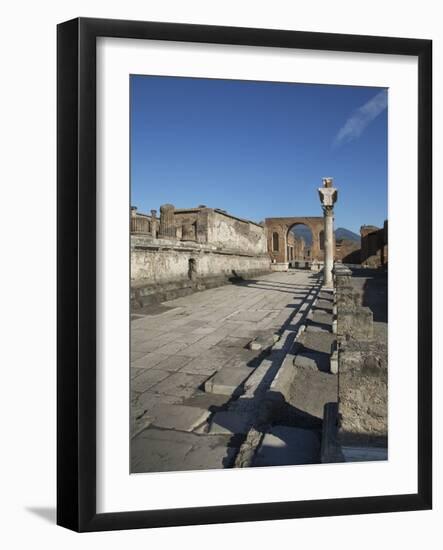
[322,265,388,463]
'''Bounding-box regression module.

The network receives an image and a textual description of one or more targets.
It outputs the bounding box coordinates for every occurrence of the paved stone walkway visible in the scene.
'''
[130,270,322,473]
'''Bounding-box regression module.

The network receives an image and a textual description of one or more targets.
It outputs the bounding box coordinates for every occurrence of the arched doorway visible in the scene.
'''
[287,223,313,267]
[265,216,324,265]
[287,223,313,262]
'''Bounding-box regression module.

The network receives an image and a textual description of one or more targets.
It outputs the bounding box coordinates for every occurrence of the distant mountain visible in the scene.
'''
[290,225,313,245]
[289,225,360,245]
[335,227,360,242]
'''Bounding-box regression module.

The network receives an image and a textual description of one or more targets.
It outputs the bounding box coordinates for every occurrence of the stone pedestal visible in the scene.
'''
[150,209,157,238]
[159,204,176,238]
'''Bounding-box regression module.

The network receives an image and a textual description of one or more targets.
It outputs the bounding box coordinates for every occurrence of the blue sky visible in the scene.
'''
[131,75,387,234]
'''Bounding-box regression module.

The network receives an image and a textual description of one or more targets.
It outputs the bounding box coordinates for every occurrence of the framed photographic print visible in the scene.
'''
[57,17,432,532]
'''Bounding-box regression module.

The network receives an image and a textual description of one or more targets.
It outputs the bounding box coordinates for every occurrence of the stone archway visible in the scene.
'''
[265,217,325,264]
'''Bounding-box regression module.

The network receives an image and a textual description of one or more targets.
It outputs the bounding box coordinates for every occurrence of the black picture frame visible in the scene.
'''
[57,17,432,532]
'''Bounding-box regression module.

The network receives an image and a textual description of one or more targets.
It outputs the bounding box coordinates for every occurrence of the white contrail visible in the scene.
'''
[334,89,387,146]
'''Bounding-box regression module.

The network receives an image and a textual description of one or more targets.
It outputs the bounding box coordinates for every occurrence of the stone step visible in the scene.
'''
[314,299,334,312]
[206,411,250,435]
[204,364,253,396]
[253,426,321,466]
[310,310,333,325]
[293,349,330,372]
[290,360,338,422]
[297,331,336,355]
[305,324,330,334]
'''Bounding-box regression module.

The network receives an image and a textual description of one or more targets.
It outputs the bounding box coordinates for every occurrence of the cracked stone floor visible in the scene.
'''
[130,270,321,473]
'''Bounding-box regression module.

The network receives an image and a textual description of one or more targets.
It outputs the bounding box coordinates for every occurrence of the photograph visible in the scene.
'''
[129,75,388,473]
[0,0,436,542]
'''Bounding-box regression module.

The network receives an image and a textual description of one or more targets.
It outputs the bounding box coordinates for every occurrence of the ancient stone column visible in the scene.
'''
[159,204,175,238]
[150,209,157,238]
[130,206,137,233]
[318,177,338,288]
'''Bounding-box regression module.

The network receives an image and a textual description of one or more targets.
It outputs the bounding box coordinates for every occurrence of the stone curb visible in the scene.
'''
[233,283,322,468]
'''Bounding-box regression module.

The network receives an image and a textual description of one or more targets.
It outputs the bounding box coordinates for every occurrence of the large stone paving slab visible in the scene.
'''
[130,271,324,471]
[182,392,232,410]
[131,391,181,416]
[149,372,210,399]
[131,368,172,393]
[207,411,250,435]
[154,354,194,373]
[221,348,260,369]
[178,356,222,376]
[149,404,210,432]
[228,310,273,322]
[131,429,236,473]
[215,336,251,349]
[131,352,169,369]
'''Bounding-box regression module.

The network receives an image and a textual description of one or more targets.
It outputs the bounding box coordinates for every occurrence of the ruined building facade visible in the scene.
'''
[360,221,388,267]
[131,204,270,307]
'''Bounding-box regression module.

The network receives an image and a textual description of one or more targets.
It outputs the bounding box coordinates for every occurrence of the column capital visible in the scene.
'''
[318,186,338,208]
[322,204,335,217]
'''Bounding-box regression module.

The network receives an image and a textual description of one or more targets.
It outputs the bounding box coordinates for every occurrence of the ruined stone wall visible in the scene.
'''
[360,223,388,267]
[133,205,267,254]
[333,265,388,449]
[172,208,210,243]
[338,340,388,446]
[131,237,269,282]
[172,211,198,242]
[131,235,270,307]
[208,210,267,254]
[335,238,360,264]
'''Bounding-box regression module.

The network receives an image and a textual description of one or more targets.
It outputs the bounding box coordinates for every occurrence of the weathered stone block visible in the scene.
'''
[335,286,361,310]
[299,331,336,355]
[338,341,387,446]
[337,306,373,340]
[330,350,339,374]
[320,402,344,463]
[265,353,296,409]
[294,350,329,372]
[204,365,253,396]
[289,361,338,422]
